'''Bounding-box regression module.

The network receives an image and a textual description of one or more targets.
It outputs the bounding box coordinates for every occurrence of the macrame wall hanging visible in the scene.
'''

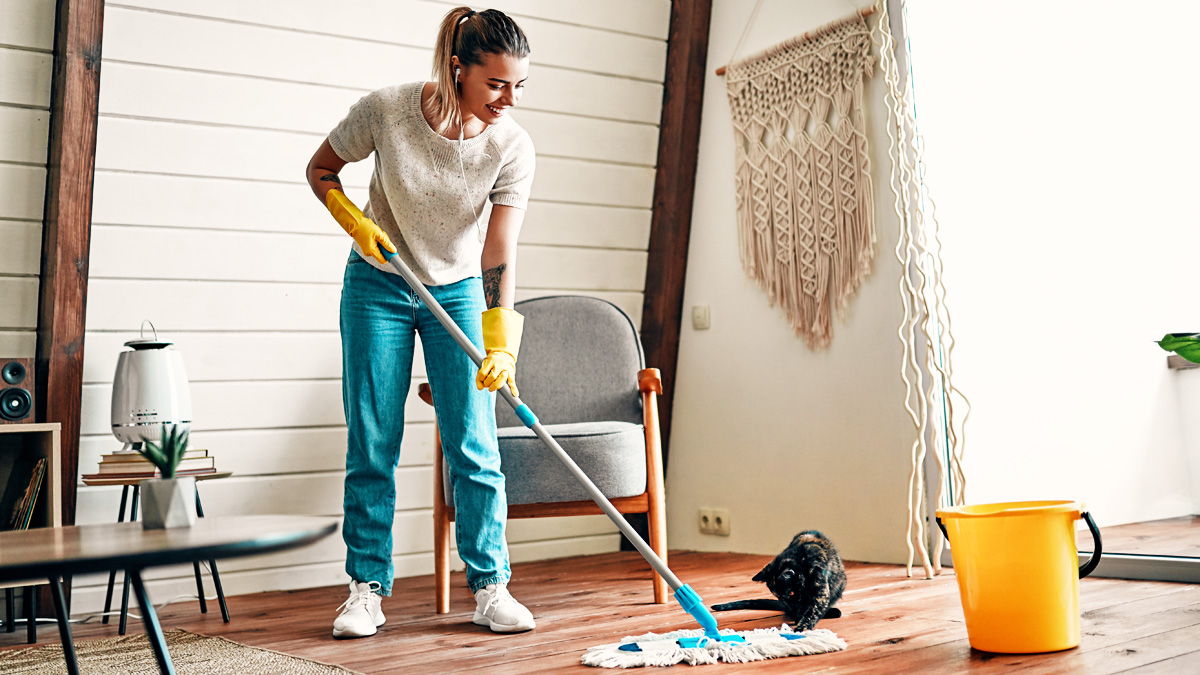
[874,0,971,580]
[724,8,877,350]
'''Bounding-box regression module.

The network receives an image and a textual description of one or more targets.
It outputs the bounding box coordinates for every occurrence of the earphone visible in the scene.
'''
[445,62,487,244]
[456,117,487,244]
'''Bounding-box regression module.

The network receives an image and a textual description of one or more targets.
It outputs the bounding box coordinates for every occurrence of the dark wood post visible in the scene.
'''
[641,0,712,470]
[37,0,105,528]
[626,0,711,550]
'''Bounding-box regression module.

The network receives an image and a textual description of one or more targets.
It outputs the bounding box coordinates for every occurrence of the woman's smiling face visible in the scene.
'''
[456,52,529,126]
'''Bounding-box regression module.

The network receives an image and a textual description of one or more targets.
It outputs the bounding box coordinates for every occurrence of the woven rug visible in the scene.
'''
[0,629,361,674]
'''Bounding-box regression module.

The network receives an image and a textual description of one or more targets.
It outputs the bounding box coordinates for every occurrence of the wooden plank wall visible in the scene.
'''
[0,0,55,359]
[61,0,672,613]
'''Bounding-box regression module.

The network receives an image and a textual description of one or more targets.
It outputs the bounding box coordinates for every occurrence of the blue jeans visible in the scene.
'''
[340,253,511,595]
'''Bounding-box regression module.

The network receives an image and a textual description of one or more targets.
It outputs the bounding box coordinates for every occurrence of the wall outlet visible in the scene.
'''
[712,508,731,536]
[699,507,731,536]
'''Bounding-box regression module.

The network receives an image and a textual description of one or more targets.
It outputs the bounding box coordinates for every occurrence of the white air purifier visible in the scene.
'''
[110,323,192,448]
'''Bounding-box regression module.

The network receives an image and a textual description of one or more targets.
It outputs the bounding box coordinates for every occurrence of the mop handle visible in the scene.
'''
[380,251,720,635]
[382,251,680,584]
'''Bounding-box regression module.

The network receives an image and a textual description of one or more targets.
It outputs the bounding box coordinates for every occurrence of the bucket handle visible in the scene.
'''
[1078,511,1102,578]
[935,511,1103,579]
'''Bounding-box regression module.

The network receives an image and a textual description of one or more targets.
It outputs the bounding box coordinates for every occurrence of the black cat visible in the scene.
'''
[711,530,846,632]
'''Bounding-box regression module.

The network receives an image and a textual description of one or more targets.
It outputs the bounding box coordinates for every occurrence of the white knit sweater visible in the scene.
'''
[328,82,536,286]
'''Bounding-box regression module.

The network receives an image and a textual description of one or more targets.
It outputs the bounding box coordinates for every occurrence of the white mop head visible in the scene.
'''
[581,624,847,668]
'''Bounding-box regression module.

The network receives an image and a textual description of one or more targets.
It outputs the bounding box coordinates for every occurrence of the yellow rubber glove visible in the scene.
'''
[477,307,523,396]
[325,189,396,265]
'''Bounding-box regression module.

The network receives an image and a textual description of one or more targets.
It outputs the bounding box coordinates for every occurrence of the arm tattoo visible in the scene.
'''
[483,263,507,309]
[319,173,342,185]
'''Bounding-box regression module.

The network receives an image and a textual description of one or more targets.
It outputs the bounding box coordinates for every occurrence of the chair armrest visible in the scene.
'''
[418,382,434,407]
[638,368,663,395]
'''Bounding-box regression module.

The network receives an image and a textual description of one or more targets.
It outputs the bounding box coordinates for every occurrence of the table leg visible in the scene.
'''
[103,485,130,624]
[209,560,229,622]
[129,569,175,675]
[49,577,79,675]
[25,585,36,644]
[119,486,139,636]
[192,562,207,614]
[194,491,229,623]
[192,486,207,614]
[5,588,13,633]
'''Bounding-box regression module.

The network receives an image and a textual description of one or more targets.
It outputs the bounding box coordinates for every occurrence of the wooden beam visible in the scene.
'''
[37,0,105,527]
[627,0,711,551]
[640,0,712,470]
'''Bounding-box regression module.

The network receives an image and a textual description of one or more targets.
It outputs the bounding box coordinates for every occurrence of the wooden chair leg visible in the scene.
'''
[647,499,669,604]
[432,426,451,614]
[640,369,669,604]
[434,512,451,614]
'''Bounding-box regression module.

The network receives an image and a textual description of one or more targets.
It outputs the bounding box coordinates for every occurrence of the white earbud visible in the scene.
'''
[455,67,461,82]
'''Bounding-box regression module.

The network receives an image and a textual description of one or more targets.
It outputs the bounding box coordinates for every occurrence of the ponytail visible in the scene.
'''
[426,6,530,135]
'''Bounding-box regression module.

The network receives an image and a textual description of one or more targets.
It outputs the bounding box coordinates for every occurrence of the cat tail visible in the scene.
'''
[824,607,841,618]
[710,599,789,612]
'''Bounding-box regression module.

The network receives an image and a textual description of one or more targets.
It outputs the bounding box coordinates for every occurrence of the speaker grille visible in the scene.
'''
[0,387,32,421]
[1,361,25,385]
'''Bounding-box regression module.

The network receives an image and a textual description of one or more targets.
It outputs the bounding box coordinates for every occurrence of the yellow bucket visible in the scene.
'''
[935,501,1102,653]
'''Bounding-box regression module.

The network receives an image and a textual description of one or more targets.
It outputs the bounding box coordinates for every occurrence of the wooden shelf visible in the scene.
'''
[0,423,62,590]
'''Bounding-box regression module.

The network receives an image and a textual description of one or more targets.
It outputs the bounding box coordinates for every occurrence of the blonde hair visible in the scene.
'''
[426,7,530,136]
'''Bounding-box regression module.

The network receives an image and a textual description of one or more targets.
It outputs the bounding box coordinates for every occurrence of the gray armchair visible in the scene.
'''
[419,295,668,612]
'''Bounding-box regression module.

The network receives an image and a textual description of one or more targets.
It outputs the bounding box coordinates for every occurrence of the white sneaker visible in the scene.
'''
[333,580,385,638]
[473,584,536,633]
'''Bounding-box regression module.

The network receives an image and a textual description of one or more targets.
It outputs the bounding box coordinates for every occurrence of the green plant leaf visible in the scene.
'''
[137,438,170,475]
[1158,333,1200,351]
[171,428,189,477]
[1158,333,1200,364]
[136,423,188,478]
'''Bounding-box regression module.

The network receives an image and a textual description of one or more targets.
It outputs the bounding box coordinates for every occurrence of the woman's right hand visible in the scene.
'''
[325,189,396,265]
[307,138,394,264]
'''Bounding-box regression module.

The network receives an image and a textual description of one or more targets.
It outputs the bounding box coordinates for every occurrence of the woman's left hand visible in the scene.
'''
[477,307,524,396]
[477,350,518,397]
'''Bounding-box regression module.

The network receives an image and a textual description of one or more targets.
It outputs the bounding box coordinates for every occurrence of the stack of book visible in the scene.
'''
[81,448,217,481]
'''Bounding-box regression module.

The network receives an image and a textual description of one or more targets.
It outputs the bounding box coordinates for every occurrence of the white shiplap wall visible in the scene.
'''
[0,0,54,358]
[67,0,671,614]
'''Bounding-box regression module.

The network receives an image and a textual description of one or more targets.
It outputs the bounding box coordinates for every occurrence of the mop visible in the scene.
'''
[380,249,847,667]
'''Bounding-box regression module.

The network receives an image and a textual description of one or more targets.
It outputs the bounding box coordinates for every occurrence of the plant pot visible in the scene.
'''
[139,476,197,529]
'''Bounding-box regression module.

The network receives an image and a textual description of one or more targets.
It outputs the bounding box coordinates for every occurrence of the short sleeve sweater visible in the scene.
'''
[327,82,536,286]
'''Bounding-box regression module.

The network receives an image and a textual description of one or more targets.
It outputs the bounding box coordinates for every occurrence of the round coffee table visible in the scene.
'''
[0,514,337,675]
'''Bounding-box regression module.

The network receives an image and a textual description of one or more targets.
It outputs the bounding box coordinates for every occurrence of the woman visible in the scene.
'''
[305,7,535,639]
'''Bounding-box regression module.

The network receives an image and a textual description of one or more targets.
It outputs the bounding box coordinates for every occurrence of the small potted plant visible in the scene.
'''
[136,423,197,529]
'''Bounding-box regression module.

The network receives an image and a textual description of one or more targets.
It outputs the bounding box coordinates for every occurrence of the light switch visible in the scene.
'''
[691,305,711,330]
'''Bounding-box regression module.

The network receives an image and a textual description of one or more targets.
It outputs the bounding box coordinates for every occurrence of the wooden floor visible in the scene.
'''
[2,550,1199,673]
[1098,515,1200,557]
